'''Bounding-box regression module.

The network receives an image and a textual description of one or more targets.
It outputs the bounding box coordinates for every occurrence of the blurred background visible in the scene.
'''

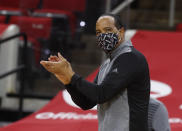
[0,0,182,128]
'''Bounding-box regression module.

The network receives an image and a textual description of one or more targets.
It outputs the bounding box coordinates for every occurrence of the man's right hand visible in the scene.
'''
[40,52,75,85]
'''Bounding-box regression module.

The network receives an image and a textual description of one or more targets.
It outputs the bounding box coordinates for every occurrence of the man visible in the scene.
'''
[148,98,171,131]
[40,14,150,131]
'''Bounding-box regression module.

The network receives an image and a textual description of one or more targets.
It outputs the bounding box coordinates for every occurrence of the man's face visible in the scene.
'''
[96,16,124,44]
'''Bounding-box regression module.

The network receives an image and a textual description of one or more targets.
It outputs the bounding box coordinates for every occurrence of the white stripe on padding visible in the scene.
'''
[125,30,137,41]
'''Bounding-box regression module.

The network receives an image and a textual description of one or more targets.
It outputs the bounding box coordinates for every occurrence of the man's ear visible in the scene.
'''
[118,27,125,38]
[119,27,125,34]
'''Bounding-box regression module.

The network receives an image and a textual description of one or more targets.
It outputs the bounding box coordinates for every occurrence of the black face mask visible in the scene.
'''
[97,33,119,53]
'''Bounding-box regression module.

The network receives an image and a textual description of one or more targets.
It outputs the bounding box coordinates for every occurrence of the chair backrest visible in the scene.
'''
[9,16,52,39]
[0,0,20,8]
[0,0,40,10]
[42,0,86,12]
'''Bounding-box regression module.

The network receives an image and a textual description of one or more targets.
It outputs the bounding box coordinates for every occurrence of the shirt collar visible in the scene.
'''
[109,40,133,59]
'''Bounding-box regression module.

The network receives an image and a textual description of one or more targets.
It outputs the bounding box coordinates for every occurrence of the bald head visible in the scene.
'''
[96,16,117,36]
[97,14,123,29]
[97,15,115,25]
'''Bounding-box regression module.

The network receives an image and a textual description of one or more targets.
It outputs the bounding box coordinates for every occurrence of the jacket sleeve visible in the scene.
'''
[66,53,142,104]
[65,74,98,110]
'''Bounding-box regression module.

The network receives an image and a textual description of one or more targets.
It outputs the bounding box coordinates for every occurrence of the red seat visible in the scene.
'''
[0,0,20,8]
[0,0,40,15]
[0,15,5,23]
[34,0,86,35]
[9,16,52,65]
[42,0,86,12]
[0,0,21,15]
[9,16,52,39]
[35,9,76,35]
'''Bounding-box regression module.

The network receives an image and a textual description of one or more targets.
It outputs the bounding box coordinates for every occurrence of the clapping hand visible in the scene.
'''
[40,52,75,85]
